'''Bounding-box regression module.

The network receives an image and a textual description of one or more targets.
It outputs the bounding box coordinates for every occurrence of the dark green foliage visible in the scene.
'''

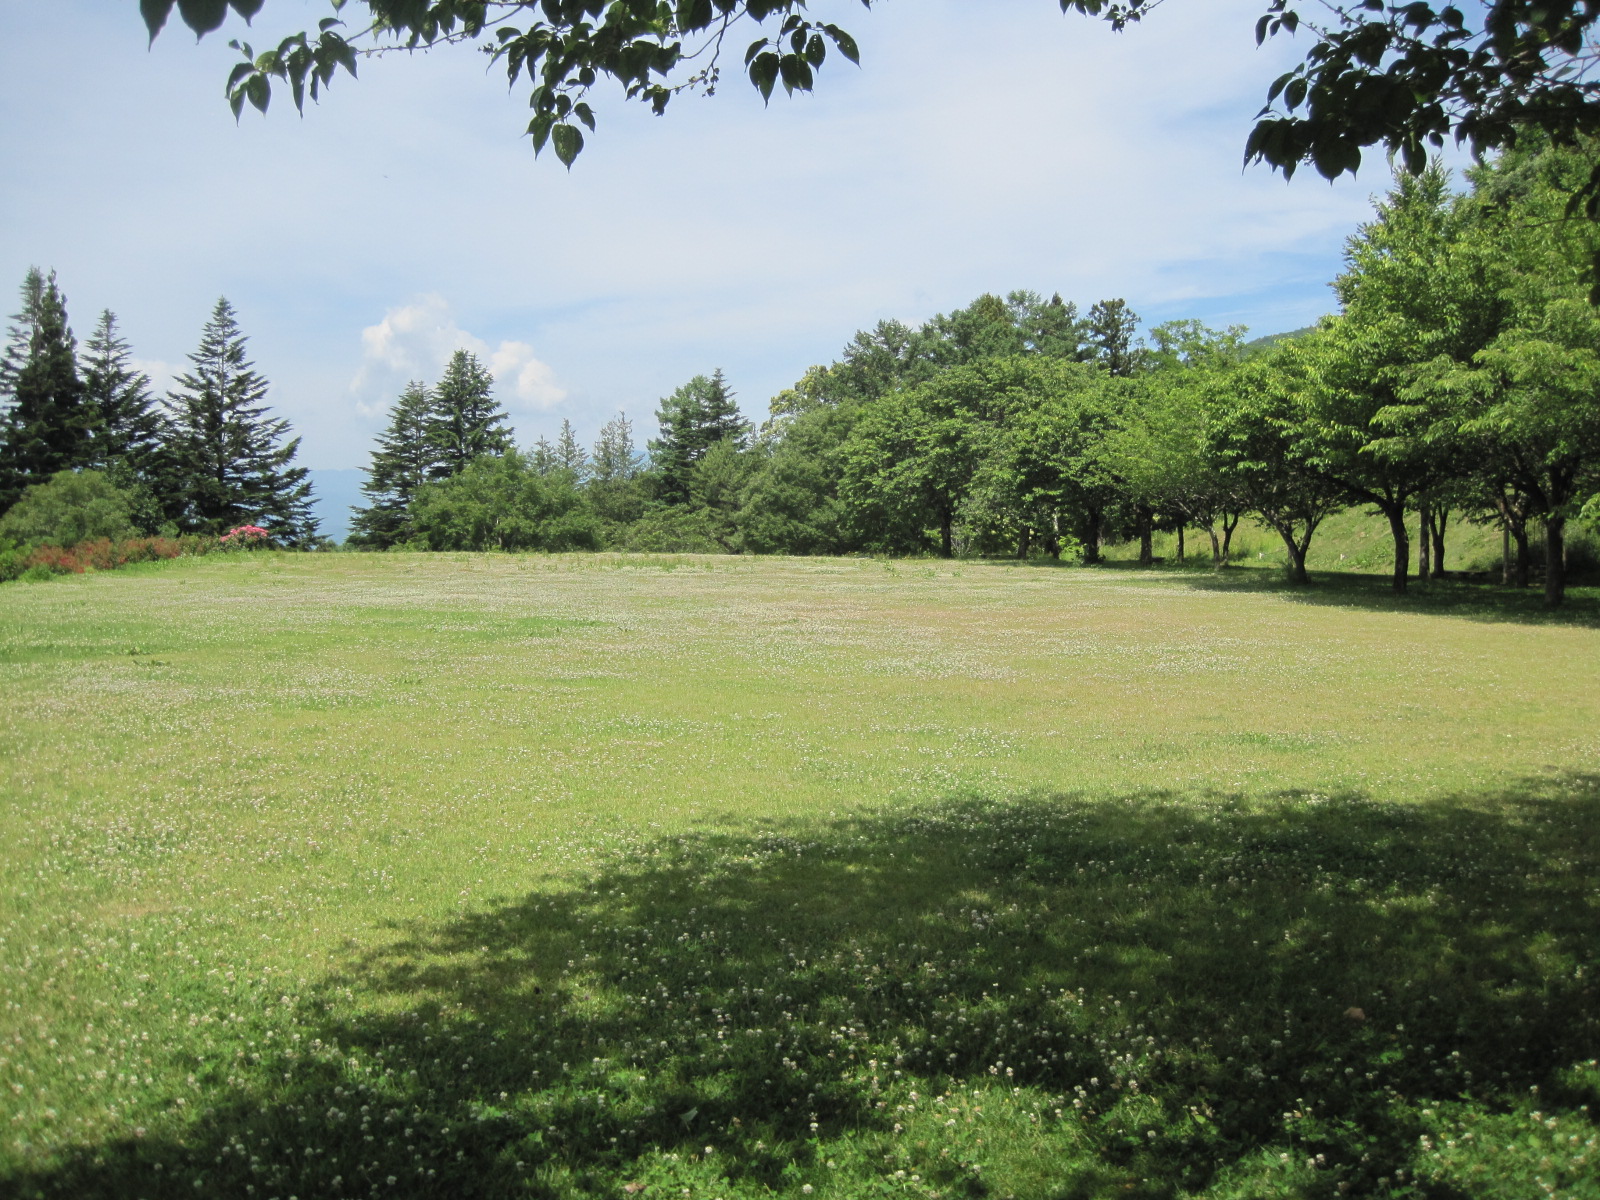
[649,369,750,505]
[348,381,439,549]
[0,267,44,403]
[0,469,137,547]
[165,298,320,545]
[409,449,598,552]
[81,311,164,476]
[426,350,512,478]
[738,403,862,555]
[0,270,95,510]
[1084,297,1143,377]
[79,310,173,532]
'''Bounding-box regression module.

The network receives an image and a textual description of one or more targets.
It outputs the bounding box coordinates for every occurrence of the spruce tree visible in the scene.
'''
[590,410,645,524]
[426,349,512,477]
[700,368,749,448]
[165,298,319,544]
[348,380,438,548]
[555,418,589,482]
[650,370,749,503]
[529,436,558,475]
[0,269,95,510]
[80,310,173,528]
[592,411,642,484]
[0,267,45,405]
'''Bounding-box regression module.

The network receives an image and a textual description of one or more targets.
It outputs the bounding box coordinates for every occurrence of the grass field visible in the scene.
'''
[2,552,1598,1199]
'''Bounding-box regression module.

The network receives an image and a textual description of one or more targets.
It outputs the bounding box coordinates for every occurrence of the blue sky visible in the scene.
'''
[1,0,1394,470]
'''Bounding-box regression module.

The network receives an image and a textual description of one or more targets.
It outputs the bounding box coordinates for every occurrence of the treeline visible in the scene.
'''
[0,283,317,549]
[354,140,1600,607]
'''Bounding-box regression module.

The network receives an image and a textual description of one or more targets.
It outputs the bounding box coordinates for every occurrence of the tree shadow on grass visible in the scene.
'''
[9,777,1600,1198]
[1119,561,1600,629]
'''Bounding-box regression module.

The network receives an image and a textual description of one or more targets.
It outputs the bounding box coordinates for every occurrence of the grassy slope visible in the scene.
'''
[1,553,1597,1199]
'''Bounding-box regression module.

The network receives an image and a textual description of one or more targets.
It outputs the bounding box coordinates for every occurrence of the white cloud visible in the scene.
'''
[487,341,567,410]
[350,295,564,415]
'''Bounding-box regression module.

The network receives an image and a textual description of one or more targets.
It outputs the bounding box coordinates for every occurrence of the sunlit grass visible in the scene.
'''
[2,552,1597,1198]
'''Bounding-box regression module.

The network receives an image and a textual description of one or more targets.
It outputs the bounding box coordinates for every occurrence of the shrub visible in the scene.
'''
[610,505,728,553]
[410,451,599,552]
[0,470,137,547]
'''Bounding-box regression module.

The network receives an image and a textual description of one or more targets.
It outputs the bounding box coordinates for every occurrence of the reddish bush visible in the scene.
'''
[19,534,209,578]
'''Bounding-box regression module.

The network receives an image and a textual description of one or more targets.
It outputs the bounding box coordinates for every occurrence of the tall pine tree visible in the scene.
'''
[80,310,173,528]
[427,349,512,477]
[348,380,438,548]
[0,269,95,510]
[166,298,319,544]
[650,369,749,503]
[1085,298,1143,377]
[554,418,589,482]
[592,411,642,484]
[0,268,45,406]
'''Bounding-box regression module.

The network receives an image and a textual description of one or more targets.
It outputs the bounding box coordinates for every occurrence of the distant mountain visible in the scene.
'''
[1242,325,1321,356]
[306,469,365,544]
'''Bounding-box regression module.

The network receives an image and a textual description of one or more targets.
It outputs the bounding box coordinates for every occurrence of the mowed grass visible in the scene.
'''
[1,552,1598,1200]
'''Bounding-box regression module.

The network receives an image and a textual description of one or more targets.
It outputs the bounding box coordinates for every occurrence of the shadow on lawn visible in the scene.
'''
[10,777,1600,1199]
[1090,559,1600,628]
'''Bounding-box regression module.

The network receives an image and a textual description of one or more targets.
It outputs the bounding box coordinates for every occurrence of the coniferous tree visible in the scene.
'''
[555,418,589,482]
[0,268,45,407]
[650,370,749,503]
[426,349,511,477]
[592,411,642,484]
[166,298,319,544]
[699,369,749,448]
[590,410,645,524]
[348,380,438,548]
[0,270,95,510]
[1086,298,1143,377]
[81,310,165,472]
[529,436,558,475]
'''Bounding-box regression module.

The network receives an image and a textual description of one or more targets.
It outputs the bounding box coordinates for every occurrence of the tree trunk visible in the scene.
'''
[1276,526,1310,585]
[1545,515,1567,608]
[1176,524,1185,563]
[1082,507,1103,565]
[1016,526,1031,560]
[1383,504,1410,593]
[1430,507,1448,578]
[939,507,953,559]
[1501,518,1511,585]
[1221,512,1240,563]
[1512,522,1531,588]
[1208,526,1222,564]
[1417,500,1432,584]
[1047,513,1061,561]
[1137,505,1154,566]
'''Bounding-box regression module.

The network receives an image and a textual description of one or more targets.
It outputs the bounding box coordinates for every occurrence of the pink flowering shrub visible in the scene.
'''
[219,524,272,548]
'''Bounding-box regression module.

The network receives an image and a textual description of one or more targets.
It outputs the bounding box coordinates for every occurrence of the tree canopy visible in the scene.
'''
[138,1,1600,203]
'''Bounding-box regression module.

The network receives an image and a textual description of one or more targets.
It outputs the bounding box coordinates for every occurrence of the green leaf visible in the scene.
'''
[551,122,583,167]
[245,72,270,113]
[141,0,176,42]
[528,111,555,153]
[749,51,779,103]
[176,0,230,37]
[228,0,265,21]
[824,25,859,65]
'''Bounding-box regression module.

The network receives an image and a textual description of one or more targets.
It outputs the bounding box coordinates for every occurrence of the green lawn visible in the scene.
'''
[2,552,1597,1199]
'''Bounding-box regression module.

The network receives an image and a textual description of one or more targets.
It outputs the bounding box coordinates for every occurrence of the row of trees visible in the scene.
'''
[0,279,318,544]
[351,140,1600,607]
